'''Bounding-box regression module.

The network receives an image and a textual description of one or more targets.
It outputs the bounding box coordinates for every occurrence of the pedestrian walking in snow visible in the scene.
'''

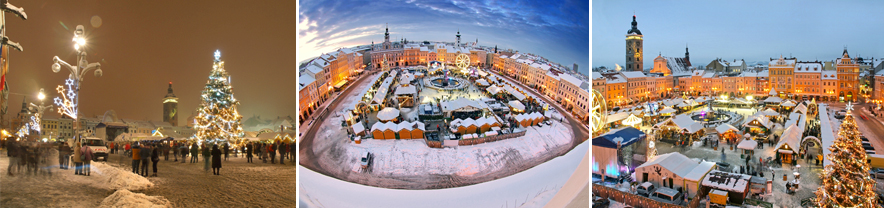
[180,144,188,163]
[279,142,286,165]
[131,144,141,174]
[246,142,253,163]
[173,143,179,162]
[59,143,71,170]
[223,144,229,161]
[190,143,199,163]
[140,144,151,177]
[211,144,222,175]
[163,144,169,161]
[74,143,83,175]
[202,144,210,172]
[151,144,160,177]
[82,145,93,176]
[6,140,19,176]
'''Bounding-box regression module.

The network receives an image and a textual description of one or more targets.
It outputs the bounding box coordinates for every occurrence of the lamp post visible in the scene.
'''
[50,25,103,143]
[29,88,51,141]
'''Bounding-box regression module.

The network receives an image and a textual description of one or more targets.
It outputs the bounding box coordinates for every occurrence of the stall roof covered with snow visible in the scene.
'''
[593,127,645,149]
[701,170,751,195]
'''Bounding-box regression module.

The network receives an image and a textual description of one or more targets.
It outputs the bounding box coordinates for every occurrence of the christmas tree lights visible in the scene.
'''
[814,102,878,207]
[193,50,244,143]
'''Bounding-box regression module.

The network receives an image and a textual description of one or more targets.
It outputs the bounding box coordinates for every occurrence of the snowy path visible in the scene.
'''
[299,141,588,208]
[1,149,295,207]
[0,149,158,207]
[314,120,573,189]
[106,153,296,207]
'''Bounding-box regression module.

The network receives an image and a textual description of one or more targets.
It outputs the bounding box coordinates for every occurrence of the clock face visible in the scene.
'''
[635,52,642,58]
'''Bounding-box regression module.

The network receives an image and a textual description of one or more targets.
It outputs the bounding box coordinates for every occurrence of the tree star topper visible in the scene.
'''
[54,78,77,119]
[846,102,854,111]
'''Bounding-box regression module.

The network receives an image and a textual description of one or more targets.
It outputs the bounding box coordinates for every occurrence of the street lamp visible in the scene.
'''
[29,88,51,141]
[50,25,104,143]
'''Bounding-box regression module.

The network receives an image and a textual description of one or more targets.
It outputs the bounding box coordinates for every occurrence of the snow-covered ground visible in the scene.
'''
[344,122,571,177]
[299,141,588,208]
[1,149,295,207]
[0,149,163,207]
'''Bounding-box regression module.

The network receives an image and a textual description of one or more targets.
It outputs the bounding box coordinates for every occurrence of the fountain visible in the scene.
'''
[691,101,731,124]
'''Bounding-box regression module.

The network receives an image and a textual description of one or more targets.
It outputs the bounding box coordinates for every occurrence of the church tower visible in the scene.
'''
[383,23,392,50]
[456,29,461,46]
[163,82,179,126]
[626,15,643,71]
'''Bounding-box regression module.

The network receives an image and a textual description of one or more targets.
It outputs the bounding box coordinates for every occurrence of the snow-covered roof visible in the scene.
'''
[606,74,626,84]
[715,123,739,134]
[559,73,584,87]
[737,139,757,150]
[508,100,525,111]
[376,107,400,121]
[476,79,490,86]
[620,71,646,79]
[761,108,780,116]
[654,115,703,133]
[762,96,782,103]
[702,72,716,78]
[352,121,365,134]
[684,161,717,182]
[637,152,701,179]
[370,121,397,132]
[822,71,837,79]
[658,107,676,114]
[775,124,802,151]
[794,62,823,72]
[701,170,751,193]
[299,74,316,88]
[793,103,807,114]
[606,112,629,124]
[781,100,796,107]
[394,85,416,95]
[593,126,645,148]
[742,116,772,129]
[441,97,488,112]
[819,104,835,167]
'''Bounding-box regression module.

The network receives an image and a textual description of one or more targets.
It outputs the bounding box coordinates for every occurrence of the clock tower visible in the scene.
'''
[626,15,643,71]
[163,82,179,126]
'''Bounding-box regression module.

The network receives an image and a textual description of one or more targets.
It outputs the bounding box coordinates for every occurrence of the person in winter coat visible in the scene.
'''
[245,142,253,163]
[278,143,286,165]
[151,144,160,177]
[190,143,199,163]
[270,143,276,164]
[173,143,179,162]
[163,144,169,161]
[6,140,19,176]
[262,143,269,163]
[140,144,151,177]
[180,143,188,163]
[223,144,229,161]
[202,144,210,172]
[58,143,70,170]
[211,144,222,175]
[73,143,83,175]
[82,145,94,176]
[131,144,141,174]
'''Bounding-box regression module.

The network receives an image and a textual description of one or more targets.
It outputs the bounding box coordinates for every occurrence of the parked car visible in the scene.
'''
[360,151,373,169]
[716,162,731,172]
[649,187,684,205]
[864,144,875,151]
[637,182,656,197]
[873,168,884,179]
[592,195,610,208]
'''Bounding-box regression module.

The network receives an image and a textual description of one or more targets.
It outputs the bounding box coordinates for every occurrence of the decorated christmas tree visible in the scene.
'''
[814,102,877,207]
[194,50,244,143]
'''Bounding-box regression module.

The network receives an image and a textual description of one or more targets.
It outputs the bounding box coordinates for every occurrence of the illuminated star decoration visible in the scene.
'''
[53,78,78,120]
[214,50,221,61]
[29,115,40,133]
[846,102,854,111]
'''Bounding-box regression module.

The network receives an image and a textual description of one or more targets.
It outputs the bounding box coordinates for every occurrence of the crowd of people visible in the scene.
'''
[4,138,295,178]
[116,140,295,176]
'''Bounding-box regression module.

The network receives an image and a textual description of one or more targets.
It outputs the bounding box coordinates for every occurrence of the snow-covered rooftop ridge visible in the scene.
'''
[822,71,837,79]
[559,73,585,87]
[701,170,751,193]
[637,152,701,178]
[620,71,645,79]
[394,85,416,95]
[794,62,823,72]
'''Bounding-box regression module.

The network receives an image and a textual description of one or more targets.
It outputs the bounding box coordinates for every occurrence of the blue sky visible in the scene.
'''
[298,0,588,75]
[592,1,884,69]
